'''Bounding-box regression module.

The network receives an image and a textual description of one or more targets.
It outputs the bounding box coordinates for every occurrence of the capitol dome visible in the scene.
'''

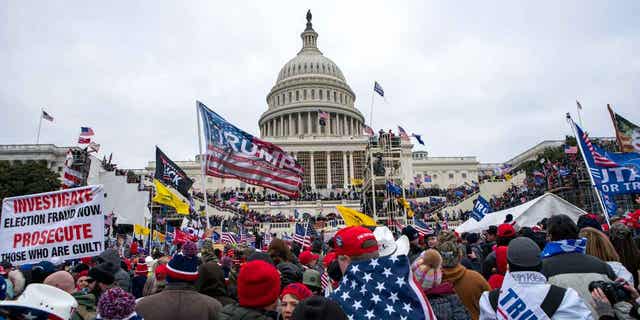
[259,11,365,139]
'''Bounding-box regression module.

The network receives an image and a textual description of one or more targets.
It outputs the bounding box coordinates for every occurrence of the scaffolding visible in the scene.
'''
[362,133,409,232]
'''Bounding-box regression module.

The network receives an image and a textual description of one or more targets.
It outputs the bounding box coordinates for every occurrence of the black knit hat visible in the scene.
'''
[292,295,348,320]
[89,263,116,285]
[402,225,419,241]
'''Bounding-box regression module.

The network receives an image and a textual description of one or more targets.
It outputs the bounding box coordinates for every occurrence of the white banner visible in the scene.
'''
[0,185,105,265]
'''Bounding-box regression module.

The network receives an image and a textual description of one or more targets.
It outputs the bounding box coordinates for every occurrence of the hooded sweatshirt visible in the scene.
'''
[442,264,491,320]
[98,249,131,292]
[196,262,236,306]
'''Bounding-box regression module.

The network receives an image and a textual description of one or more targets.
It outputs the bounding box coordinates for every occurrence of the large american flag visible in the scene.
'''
[221,223,237,245]
[328,255,436,320]
[198,102,303,198]
[239,226,256,245]
[397,126,410,141]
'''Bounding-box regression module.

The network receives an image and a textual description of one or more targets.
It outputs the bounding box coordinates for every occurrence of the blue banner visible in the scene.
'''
[575,123,640,196]
[471,196,492,221]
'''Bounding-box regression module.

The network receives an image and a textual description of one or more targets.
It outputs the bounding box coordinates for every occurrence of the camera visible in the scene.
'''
[588,280,631,304]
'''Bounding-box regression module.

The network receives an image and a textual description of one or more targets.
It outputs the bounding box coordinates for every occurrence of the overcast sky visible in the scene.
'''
[2,1,638,168]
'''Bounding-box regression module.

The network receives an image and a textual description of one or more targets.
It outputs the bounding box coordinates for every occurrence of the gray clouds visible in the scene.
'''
[1,0,638,168]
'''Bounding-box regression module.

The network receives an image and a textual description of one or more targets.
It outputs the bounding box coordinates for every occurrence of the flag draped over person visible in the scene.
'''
[198,101,303,198]
[152,179,190,214]
[154,146,194,198]
[328,255,436,319]
[337,206,377,227]
[608,104,640,154]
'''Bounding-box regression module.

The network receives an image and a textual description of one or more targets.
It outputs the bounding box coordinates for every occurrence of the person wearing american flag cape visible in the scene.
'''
[327,226,437,320]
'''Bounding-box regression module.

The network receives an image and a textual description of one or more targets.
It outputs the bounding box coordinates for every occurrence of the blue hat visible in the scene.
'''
[167,253,199,282]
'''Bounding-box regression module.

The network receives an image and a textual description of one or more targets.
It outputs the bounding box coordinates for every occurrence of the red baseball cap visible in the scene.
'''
[497,223,516,238]
[299,251,319,266]
[333,226,378,257]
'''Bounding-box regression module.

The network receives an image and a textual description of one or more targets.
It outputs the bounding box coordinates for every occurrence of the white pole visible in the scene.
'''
[369,148,377,219]
[567,115,610,226]
[577,105,583,127]
[36,108,43,144]
[196,101,210,226]
[369,85,375,129]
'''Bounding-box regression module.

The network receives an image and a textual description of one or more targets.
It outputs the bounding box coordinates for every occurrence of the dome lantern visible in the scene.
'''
[299,10,320,54]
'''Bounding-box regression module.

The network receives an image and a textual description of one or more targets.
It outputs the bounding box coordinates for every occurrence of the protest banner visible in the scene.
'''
[0,185,105,265]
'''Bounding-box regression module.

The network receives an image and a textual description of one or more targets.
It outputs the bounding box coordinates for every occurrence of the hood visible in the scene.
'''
[196,262,229,298]
[442,264,466,283]
[277,262,302,289]
[98,249,121,270]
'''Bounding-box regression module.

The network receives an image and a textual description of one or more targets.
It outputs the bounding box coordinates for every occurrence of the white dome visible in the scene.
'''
[276,53,345,83]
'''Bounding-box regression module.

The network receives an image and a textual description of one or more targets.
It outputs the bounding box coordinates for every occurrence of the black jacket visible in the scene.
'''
[218,304,276,320]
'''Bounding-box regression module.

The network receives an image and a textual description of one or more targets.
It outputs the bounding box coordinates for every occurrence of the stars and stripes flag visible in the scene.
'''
[62,166,83,189]
[397,126,410,141]
[320,271,330,291]
[239,226,256,245]
[80,127,95,136]
[576,123,618,168]
[564,145,578,154]
[363,125,375,136]
[293,223,312,249]
[412,218,434,237]
[263,229,272,247]
[42,110,54,122]
[78,137,91,144]
[198,102,303,198]
[221,222,237,245]
[373,81,385,97]
[328,255,436,320]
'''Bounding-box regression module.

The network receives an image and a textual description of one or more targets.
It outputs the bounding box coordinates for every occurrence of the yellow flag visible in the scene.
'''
[153,179,190,214]
[350,178,364,186]
[505,173,512,181]
[134,224,150,236]
[398,198,415,218]
[153,230,165,242]
[337,205,377,227]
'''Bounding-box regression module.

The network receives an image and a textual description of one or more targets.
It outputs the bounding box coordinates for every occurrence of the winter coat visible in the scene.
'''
[479,271,592,320]
[196,261,237,306]
[442,264,492,320]
[131,275,147,299]
[71,291,96,320]
[541,252,616,318]
[606,261,634,285]
[426,282,472,320]
[136,282,222,320]
[98,249,131,292]
[217,304,276,320]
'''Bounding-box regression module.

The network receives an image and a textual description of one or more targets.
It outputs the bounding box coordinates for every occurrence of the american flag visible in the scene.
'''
[363,125,375,136]
[62,166,83,189]
[263,225,273,247]
[211,230,221,243]
[78,137,91,144]
[80,127,95,136]
[373,81,385,97]
[221,223,237,245]
[328,255,436,320]
[198,102,303,198]
[320,271,330,291]
[564,145,578,154]
[412,219,434,237]
[575,123,618,168]
[293,223,313,249]
[397,126,410,140]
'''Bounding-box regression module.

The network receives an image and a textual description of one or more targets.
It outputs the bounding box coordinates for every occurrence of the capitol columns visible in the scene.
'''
[349,151,355,181]
[342,151,349,188]
[326,152,332,189]
[310,152,316,189]
[307,112,312,135]
[288,114,293,136]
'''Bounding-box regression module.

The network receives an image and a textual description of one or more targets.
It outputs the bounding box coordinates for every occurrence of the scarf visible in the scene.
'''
[540,238,587,259]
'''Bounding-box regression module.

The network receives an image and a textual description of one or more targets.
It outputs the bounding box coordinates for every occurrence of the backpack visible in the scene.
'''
[488,285,566,318]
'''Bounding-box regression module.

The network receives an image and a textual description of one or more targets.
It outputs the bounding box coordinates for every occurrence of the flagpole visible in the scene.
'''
[369,85,375,129]
[36,108,43,144]
[369,148,377,219]
[566,115,610,226]
[577,105,583,127]
[195,101,210,226]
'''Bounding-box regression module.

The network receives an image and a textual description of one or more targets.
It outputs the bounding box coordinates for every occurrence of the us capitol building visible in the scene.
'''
[1,12,498,217]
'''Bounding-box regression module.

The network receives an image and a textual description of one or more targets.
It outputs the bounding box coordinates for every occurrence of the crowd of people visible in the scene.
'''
[2,194,640,319]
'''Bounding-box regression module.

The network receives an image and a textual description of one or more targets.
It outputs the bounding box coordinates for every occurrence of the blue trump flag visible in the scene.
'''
[574,122,640,196]
[386,180,402,196]
[411,133,425,145]
[374,81,384,97]
[471,196,492,221]
[328,255,436,319]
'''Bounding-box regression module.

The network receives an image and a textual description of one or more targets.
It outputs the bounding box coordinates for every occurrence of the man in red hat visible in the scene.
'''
[298,251,319,270]
[333,226,379,275]
[482,223,516,280]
